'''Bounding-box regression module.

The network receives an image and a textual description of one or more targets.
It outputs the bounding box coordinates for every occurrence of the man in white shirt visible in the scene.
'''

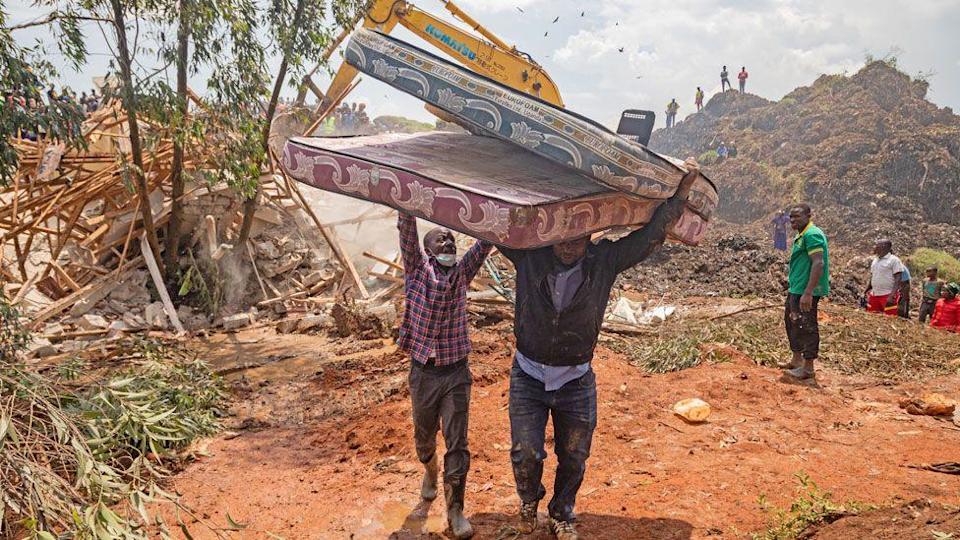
[865,239,906,316]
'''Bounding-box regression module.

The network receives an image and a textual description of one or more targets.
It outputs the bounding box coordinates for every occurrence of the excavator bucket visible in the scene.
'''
[616,109,656,146]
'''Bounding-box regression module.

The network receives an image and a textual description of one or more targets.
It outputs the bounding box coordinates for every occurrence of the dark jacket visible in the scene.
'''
[500,199,683,366]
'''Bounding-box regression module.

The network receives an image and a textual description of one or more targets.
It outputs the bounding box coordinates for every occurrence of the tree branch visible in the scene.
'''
[6,13,113,32]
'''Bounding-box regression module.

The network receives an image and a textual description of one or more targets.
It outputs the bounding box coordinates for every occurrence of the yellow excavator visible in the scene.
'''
[297,0,655,144]
[298,0,563,111]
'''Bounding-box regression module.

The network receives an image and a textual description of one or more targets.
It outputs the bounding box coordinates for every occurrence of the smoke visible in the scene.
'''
[297,185,401,271]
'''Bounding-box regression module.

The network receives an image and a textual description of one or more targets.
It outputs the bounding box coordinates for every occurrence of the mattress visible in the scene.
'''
[344,27,716,211]
[282,132,712,249]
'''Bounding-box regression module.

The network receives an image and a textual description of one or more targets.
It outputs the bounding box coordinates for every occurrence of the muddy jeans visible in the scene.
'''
[785,293,820,360]
[409,358,472,503]
[509,360,597,523]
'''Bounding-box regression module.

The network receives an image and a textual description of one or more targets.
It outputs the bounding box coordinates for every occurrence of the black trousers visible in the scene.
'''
[919,298,937,323]
[409,359,472,503]
[898,290,911,319]
[785,293,820,360]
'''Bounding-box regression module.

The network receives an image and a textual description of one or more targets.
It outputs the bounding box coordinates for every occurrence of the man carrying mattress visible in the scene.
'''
[498,169,699,540]
[397,212,492,539]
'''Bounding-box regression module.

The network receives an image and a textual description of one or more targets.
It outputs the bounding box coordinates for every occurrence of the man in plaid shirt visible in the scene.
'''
[398,211,492,539]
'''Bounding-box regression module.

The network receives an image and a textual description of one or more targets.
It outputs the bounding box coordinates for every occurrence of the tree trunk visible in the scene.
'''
[164,0,190,274]
[110,0,166,281]
[234,0,307,249]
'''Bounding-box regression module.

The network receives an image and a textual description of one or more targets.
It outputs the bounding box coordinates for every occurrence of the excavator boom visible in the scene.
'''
[315,0,563,112]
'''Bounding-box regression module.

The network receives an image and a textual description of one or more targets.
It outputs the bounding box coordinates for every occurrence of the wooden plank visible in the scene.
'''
[270,147,369,299]
[140,235,185,334]
[368,270,403,284]
[363,251,404,272]
[50,261,81,292]
[30,256,143,327]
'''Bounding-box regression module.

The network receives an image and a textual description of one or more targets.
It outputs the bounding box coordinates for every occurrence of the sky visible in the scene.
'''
[6,0,960,129]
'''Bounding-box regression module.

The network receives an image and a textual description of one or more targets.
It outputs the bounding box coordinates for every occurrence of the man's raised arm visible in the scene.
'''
[458,239,494,281]
[605,168,699,273]
[398,212,424,274]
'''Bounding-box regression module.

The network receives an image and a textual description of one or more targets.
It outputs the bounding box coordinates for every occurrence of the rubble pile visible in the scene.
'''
[650,60,960,254]
[2,96,381,355]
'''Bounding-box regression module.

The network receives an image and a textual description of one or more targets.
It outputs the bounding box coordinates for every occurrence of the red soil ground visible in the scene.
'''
[161,304,960,539]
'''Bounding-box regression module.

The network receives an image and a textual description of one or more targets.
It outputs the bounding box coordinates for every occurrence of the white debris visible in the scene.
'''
[606,298,676,326]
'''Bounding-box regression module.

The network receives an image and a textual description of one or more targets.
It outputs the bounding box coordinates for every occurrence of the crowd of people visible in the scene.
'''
[665,65,750,128]
[4,85,101,141]
[863,239,959,331]
[770,210,959,333]
[333,101,370,131]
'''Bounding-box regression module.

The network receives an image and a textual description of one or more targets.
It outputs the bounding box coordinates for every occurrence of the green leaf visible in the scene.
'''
[226,512,248,530]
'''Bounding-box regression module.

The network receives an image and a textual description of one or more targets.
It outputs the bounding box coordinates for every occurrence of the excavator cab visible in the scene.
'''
[616,109,656,146]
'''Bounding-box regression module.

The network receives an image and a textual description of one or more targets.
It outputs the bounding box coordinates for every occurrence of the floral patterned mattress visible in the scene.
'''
[282,132,713,249]
[344,28,716,205]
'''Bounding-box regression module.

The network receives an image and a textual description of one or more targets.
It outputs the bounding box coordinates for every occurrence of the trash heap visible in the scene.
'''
[650,60,960,253]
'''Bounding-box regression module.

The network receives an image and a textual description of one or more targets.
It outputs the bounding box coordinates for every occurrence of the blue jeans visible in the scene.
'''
[509,360,597,522]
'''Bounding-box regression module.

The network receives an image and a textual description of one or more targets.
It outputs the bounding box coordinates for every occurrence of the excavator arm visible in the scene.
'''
[315,0,564,112]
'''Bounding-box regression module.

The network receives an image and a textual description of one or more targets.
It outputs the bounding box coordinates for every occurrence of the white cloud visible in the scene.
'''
[6,0,959,130]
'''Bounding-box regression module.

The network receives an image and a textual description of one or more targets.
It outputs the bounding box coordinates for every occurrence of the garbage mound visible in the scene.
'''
[650,60,960,253]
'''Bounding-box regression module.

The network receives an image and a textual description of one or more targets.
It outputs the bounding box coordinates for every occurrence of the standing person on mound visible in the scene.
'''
[771,210,790,252]
[721,65,732,91]
[397,212,493,539]
[918,266,944,324]
[865,239,906,316]
[779,203,830,380]
[498,166,699,540]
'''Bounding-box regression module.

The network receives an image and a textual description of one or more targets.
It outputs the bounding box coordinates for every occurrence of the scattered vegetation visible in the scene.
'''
[611,304,960,380]
[697,149,719,165]
[908,248,960,283]
[0,298,225,539]
[753,473,869,540]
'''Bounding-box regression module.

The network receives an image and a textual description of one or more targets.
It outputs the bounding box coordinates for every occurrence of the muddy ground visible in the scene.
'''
[158,298,960,539]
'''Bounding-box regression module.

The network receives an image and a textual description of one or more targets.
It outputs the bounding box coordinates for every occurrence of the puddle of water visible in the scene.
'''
[379,499,446,535]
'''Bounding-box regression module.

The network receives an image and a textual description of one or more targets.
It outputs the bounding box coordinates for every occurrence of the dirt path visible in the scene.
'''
[163,317,960,539]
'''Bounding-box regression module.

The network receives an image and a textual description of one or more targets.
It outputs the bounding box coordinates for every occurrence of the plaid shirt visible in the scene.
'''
[397,213,492,365]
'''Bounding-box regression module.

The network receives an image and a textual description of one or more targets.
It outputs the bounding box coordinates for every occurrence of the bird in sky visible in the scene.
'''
[581,11,585,16]
[618,47,625,53]
[615,22,620,26]
[544,31,549,37]
[516,6,524,13]
[552,16,559,23]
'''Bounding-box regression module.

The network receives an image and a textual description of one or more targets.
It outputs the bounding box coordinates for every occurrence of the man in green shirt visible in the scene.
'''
[780,203,829,380]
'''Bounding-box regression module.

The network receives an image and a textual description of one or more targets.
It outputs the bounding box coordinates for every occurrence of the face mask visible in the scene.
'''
[435,253,457,267]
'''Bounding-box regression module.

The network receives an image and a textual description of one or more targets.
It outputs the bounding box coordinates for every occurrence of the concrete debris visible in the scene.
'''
[122,311,147,329]
[297,314,331,333]
[145,302,169,330]
[108,271,151,304]
[222,312,256,331]
[27,337,58,358]
[77,314,110,330]
[256,241,281,260]
[107,320,129,337]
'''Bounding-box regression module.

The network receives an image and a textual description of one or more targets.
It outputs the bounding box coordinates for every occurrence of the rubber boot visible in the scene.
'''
[777,352,803,370]
[444,481,474,539]
[420,454,438,501]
